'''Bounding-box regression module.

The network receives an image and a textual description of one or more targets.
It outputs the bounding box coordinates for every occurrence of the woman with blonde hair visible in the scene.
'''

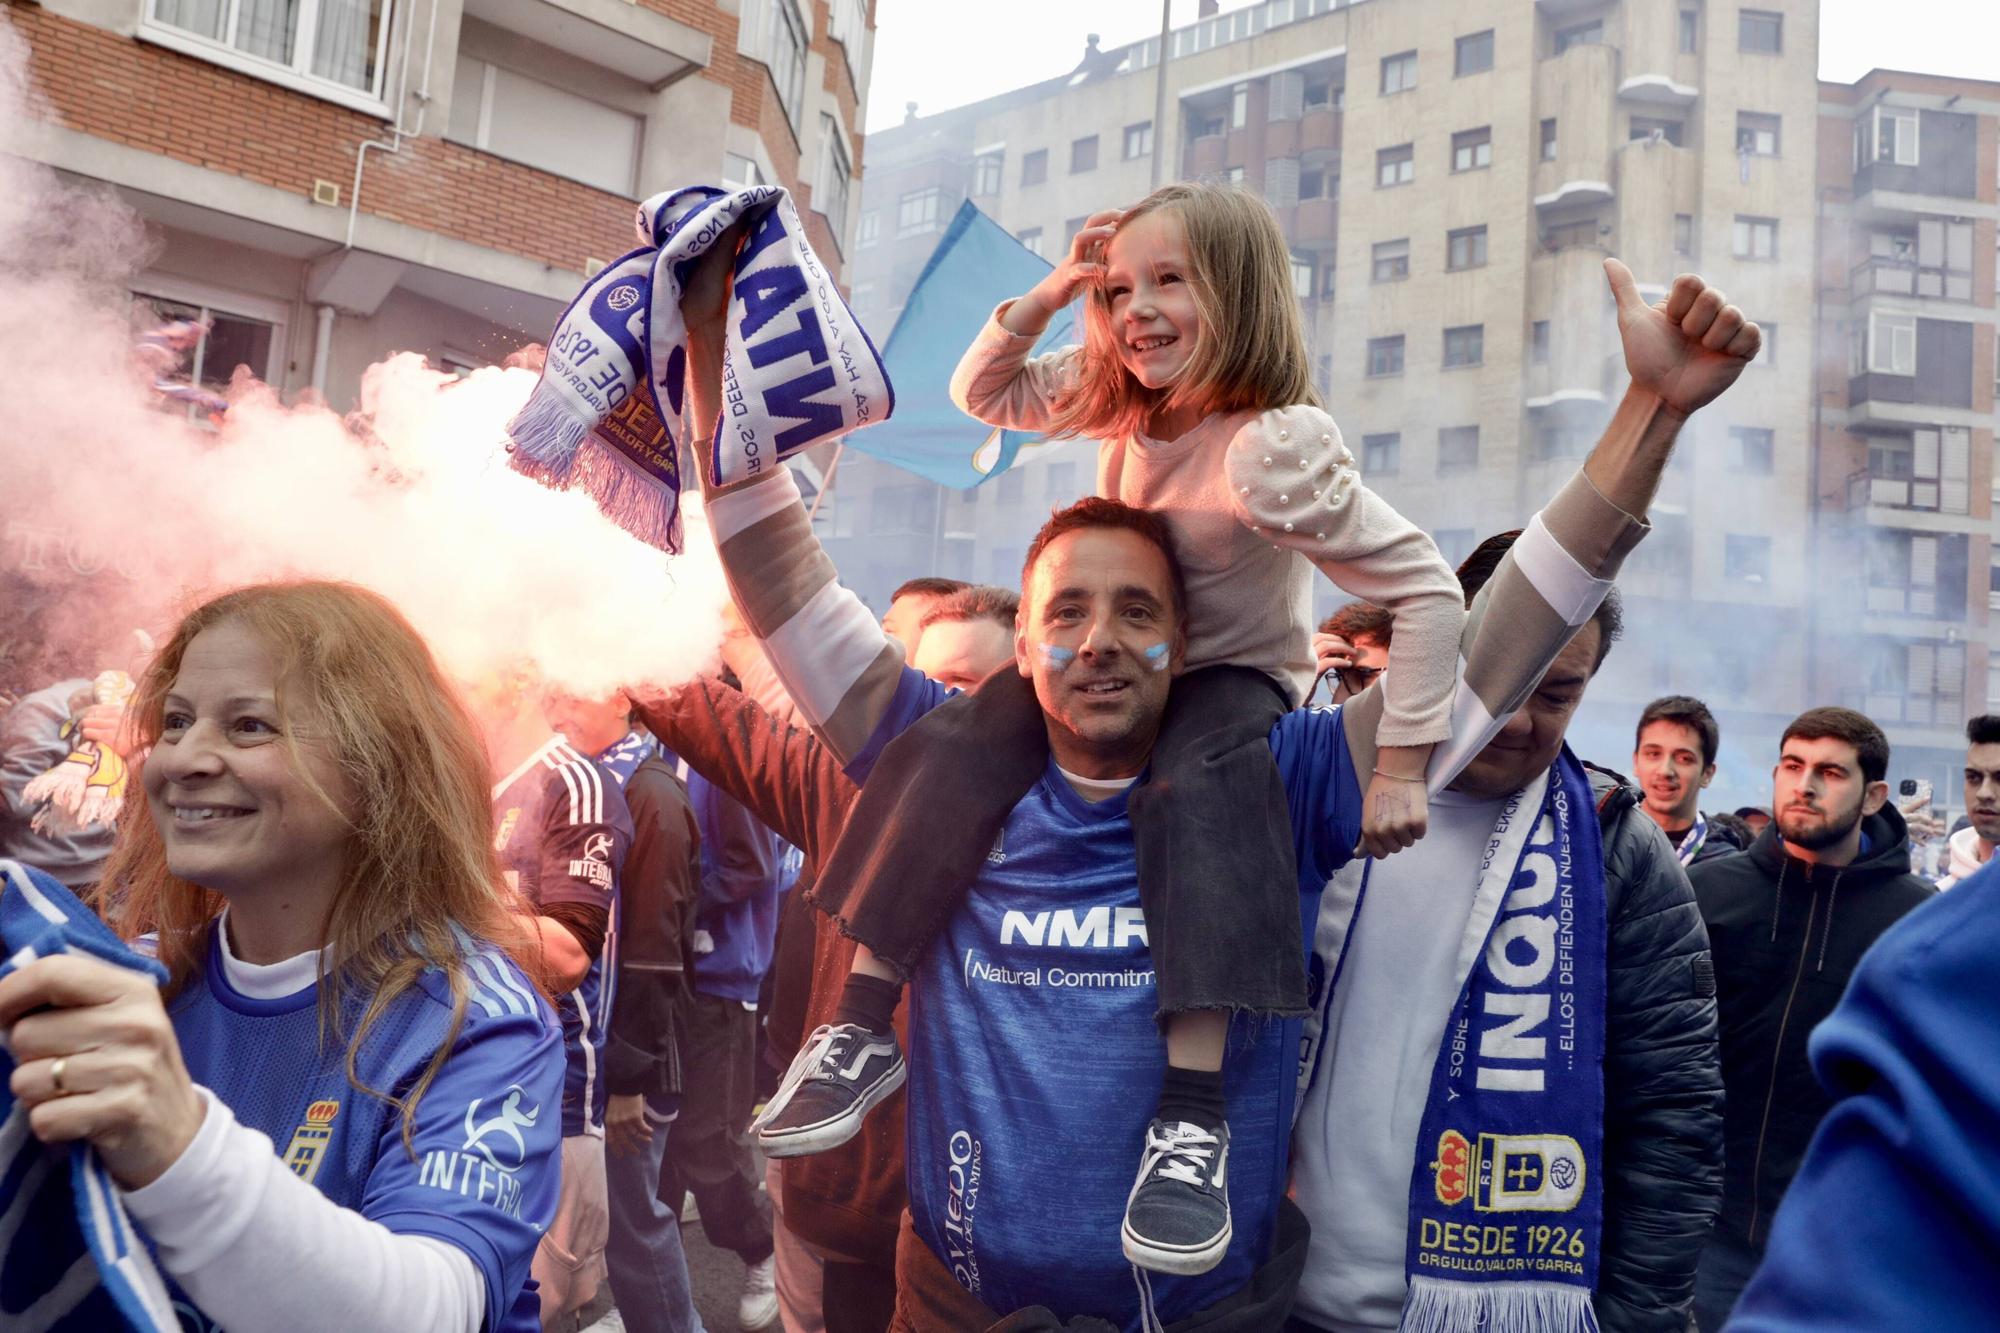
[0,580,564,1332]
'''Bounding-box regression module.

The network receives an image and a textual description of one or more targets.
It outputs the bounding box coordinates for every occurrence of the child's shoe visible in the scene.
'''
[751,1022,906,1157]
[1120,1118,1232,1274]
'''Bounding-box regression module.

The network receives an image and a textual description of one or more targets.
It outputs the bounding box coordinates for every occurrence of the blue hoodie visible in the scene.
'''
[1727,858,2000,1329]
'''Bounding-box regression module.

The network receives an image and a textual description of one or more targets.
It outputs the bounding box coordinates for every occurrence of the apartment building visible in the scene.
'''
[1814,69,2000,797]
[834,0,1830,801]
[5,0,872,410]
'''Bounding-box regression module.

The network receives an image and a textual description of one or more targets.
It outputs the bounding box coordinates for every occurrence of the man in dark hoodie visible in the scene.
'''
[1687,706,1934,1329]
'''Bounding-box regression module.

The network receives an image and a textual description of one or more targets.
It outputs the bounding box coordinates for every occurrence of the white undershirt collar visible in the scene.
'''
[216,910,332,1000]
[1054,763,1140,802]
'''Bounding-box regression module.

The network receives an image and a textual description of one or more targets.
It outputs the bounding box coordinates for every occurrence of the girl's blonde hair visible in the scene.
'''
[100,580,544,1149]
[1047,181,1322,442]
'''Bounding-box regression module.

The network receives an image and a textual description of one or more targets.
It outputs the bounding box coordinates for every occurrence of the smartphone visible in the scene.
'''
[1900,778,1933,806]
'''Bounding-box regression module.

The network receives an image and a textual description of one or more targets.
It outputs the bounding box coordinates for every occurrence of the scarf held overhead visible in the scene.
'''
[1401,754,1607,1333]
[506,185,893,551]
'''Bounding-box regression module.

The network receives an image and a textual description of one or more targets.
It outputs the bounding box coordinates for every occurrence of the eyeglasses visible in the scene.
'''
[1309,663,1385,705]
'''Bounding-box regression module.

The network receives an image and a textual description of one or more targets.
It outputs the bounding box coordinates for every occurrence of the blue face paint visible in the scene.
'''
[1038,643,1077,671]
[1143,642,1170,672]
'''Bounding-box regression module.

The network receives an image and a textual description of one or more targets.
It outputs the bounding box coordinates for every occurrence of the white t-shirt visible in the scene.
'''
[1291,788,1509,1331]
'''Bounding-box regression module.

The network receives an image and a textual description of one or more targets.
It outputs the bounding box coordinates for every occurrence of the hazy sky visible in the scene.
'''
[863,0,2000,133]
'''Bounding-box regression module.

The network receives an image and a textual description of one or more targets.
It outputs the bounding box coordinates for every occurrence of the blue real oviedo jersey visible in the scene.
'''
[163,926,565,1333]
[855,669,1365,1330]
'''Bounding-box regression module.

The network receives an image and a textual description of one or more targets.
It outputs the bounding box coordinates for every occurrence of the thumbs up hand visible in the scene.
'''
[1604,258,1762,417]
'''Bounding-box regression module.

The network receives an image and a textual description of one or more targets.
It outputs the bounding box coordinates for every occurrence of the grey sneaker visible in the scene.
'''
[751,1023,905,1157]
[1121,1119,1232,1275]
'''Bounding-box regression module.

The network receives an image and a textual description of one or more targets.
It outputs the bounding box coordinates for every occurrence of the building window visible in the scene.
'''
[1455,29,1494,77]
[856,211,879,249]
[1064,216,1088,249]
[1874,106,1920,165]
[722,153,765,189]
[974,151,1003,195]
[1192,110,1227,138]
[1367,336,1405,377]
[1679,9,1699,52]
[446,57,642,196]
[1225,165,1246,185]
[1729,426,1775,474]
[734,0,809,125]
[1304,76,1336,110]
[1362,432,1402,473]
[1232,83,1250,128]
[1725,534,1772,582]
[1071,135,1099,174]
[1377,143,1415,188]
[1447,225,1488,271]
[1300,164,1332,199]
[1553,20,1603,55]
[1531,320,1551,364]
[1443,324,1484,369]
[1732,215,1778,261]
[1381,50,1417,95]
[817,114,852,237]
[1869,312,1917,375]
[1124,121,1153,160]
[1737,112,1781,156]
[1905,217,1978,300]
[1372,238,1410,283]
[1016,227,1044,258]
[1630,116,1685,147]
[1540,118,1558,161]
[1021,149,1048,187]
[1439,425,1480,473]
[1674,213,1695,256]
[1292,254,1316,300]
[1738,8,1783,53]
[145,0,394,100]
[133,290,279,398]
[898,187,942,236]
[1760,322,1776,365]
[1452,127,1493,172]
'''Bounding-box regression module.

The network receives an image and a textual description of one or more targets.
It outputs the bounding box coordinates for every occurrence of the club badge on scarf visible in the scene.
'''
[506,185,893,552]
[23,671,136,836]
[1402,753,1607,1333]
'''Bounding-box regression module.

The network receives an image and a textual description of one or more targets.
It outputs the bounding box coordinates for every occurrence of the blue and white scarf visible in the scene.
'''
[1400,753,1607,1332]
[1674,815,1708,867]
[0,861,179,1332]
[507,185,893,552]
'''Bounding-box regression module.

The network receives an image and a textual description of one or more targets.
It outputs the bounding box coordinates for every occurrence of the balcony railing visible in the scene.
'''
[1851,256,1975,302]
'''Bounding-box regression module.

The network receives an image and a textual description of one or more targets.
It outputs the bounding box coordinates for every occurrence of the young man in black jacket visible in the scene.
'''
[1688,706,1935,1329]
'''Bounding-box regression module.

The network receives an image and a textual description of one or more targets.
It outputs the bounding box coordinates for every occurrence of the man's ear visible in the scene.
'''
[1862,780,1891,817]
[1701,764,1717,790]
[1015,619,1033,680]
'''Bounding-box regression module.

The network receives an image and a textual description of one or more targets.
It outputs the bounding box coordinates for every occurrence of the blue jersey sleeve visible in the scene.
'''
[1267,705,1366,887]
[534,760,632,914]
[357,962,565,1326]
[842,666,953,786]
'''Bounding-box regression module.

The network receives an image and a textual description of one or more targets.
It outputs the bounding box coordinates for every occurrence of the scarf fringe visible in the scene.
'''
[505,386,594,485]
[571,436,684,552]
[1399,1275,1600,1333]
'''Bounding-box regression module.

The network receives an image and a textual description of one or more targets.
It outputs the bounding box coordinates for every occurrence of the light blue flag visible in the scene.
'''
[843,200,1074,489]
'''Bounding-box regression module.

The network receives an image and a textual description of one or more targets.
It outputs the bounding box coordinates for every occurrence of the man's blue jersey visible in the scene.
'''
[853,670,1364,1330]
[166,924,564,1333]
[493,737,632,1136]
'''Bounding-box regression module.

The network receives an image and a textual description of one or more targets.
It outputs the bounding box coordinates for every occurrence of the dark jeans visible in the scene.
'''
[815,664,1305,1017]
[1693,1228,1762,1331]
[658,992,774,1265]
[606,1113,704,1333]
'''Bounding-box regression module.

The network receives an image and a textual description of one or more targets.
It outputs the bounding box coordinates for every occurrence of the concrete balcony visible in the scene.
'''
[1185,134,1228,179]
[1616,0,1699,107]
[1534,42,1618,212]
[1300,107,1342,154]
[1614,136,1696,275]
[1294,196,1337,246]
[1617,73,1699,107]
[1850,256,1978,304]
[1527,246,1619,403]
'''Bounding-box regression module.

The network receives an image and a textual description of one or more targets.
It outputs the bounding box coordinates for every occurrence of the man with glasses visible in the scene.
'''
[1311,602,1391,705]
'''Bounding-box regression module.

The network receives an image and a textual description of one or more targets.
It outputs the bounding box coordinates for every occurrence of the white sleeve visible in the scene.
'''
[123,1088,486,1333]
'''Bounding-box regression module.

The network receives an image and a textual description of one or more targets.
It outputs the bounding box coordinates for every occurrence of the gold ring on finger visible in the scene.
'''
[50,1056,68,1096]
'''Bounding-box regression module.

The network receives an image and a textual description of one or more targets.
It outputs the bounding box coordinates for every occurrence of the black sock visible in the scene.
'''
[1156,1064,1227,1132]
[834,973,903,1035]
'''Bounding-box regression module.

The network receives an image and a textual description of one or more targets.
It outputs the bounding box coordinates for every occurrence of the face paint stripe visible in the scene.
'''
[1144,643,1169,672]
[1038,644,1076,671]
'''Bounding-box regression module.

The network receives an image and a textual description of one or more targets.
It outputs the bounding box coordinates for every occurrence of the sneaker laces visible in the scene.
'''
[1134,1121,1220,1191]
[750,1024,847,1133]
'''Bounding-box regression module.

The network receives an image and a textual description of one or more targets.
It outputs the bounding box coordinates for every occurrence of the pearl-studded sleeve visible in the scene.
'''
[1224,405,1465,748]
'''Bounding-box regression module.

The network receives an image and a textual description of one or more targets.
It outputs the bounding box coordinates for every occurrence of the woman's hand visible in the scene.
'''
[0,953,207,1190]
[1001,207,1127,337]
[1313,632,1357,680]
